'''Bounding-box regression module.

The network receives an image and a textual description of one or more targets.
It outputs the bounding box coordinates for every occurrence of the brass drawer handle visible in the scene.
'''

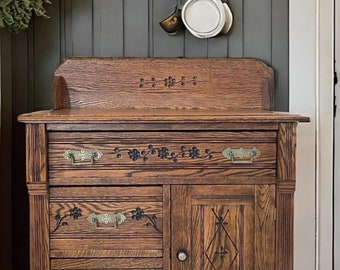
[63,149,103,166]
[87,212,126,229]
[222,147,261,163]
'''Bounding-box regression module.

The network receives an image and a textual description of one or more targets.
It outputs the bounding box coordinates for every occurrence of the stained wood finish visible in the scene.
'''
[49,186,164,269]
[25,124,49,270]
[18,108,310,124]
[174,185,275,269]
[162,185,171,270]
[18,58,309,269]
[46,131,277,171]
[51,258,163,269]
[52,58,274,110]
[276,123,298,270]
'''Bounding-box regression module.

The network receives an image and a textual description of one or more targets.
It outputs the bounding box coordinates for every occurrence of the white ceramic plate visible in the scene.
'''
[182,0,226,38]
[221,2,233,34]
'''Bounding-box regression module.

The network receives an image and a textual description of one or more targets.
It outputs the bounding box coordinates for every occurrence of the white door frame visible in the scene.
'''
[334,0,340,268]
[316,0,334,268]
[290,0,334,269]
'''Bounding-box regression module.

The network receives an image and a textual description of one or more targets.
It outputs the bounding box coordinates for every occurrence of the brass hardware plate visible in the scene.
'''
[87,212,126,229]
[63,149,103,166]
[222,147,261,163]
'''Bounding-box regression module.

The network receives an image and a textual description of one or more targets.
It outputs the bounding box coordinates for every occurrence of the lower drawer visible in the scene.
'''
[50,239,162,258]
[51,258,163,269]
[49,186,164,263]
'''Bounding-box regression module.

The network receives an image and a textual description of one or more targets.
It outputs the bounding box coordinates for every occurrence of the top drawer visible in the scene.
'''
[48,131,277,185]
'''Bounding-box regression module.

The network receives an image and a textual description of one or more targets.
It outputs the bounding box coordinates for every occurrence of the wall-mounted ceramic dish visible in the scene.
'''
[221,2,233,34]
[182,0,226,38]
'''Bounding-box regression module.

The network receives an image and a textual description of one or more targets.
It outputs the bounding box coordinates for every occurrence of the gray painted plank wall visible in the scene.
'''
[26,0,289,110]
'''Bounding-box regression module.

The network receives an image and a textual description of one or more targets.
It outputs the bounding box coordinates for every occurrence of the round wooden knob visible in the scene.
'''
[177,249,188,262]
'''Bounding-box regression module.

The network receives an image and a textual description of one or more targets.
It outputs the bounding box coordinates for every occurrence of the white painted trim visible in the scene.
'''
[290,0,334,269]
[290,1,317,269]
[334,0,340,267]
[316,0,334,268]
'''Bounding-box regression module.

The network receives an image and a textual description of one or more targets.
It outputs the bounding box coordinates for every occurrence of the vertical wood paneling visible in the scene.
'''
[208,35,228,57]
[33,1,61,110]
[148,0,154,56]
[93,0,124,56]
[0,29,13,270]
[11,30,30,270]
[71,0,93,56]
[272,0,289,111]
[185,34,208,57]
[228,0,243,57]
[153,0,185,57]
[244,0,272,63]
[124,0,149,56]
[61,0,73,59]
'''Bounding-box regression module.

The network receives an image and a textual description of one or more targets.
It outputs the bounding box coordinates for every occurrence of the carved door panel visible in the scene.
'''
[171,185,276,270]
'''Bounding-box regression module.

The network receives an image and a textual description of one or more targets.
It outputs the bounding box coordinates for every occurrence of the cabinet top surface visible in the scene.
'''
[18,108,310,124]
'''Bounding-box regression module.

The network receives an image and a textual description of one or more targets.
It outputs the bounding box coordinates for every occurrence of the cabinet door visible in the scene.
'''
[171,185,275,270]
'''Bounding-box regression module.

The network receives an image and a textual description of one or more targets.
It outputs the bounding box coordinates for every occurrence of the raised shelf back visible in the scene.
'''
[53,57,274,110]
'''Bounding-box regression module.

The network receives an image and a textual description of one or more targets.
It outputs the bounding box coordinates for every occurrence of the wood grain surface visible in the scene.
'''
[18,58,309,269]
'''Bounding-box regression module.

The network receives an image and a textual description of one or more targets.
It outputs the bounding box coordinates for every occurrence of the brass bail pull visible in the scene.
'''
[63,149,103,166]
[87,212,126,230]
[222,147,261,164]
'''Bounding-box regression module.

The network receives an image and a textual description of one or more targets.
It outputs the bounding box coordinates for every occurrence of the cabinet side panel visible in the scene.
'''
[29,195,50,270]
[26,124,47,183]
[276,193,294,270]
[277,123,297,181]
[26,124,49,269]
[276,123,297,270]
[255,185,276,269]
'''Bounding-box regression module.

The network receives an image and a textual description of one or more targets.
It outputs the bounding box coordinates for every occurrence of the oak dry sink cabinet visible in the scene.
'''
[18,58,309,270]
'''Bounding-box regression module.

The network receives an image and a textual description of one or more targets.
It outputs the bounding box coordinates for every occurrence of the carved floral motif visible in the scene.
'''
[52,206,82,233]
[52,206,161,233]
[131,207,161,233]
[113,145,213,163]
[138,76,198,88]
